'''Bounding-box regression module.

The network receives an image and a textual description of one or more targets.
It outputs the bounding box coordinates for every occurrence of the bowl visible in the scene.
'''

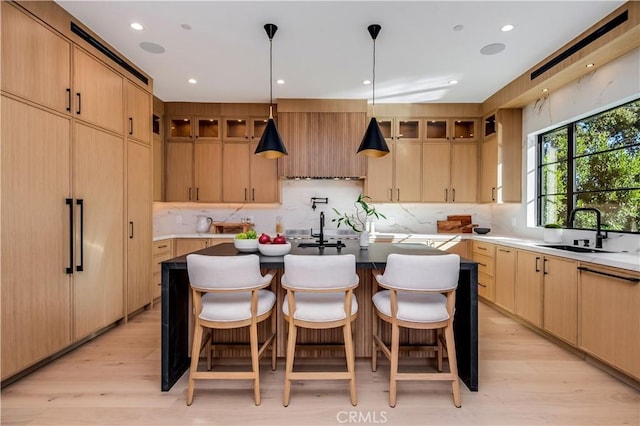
[473,227,491,235]
[258,242,291,256]
[233,238,259,252]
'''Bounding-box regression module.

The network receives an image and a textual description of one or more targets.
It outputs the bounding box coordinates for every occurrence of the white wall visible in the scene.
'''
[491,47,640,253]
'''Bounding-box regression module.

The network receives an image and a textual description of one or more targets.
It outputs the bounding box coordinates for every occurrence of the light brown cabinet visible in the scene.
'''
[422,142,478,203]
[127,141,152,314]
[425,118,477,143]
[165,142,194,201]
[494,246,516,313]
[195,117,221,141]
[1,2,71,114]
[450,143,478,203]
[480,109,522,203]
[126,81,152,144]
[578,264,640,379]
[194,143,223,202]
[221,142,279,203]
[152,240,174,300]
[222,116,268,142]
[472,241,496,301]
[378,117,422,142]
[174,238,234,257]
[515,250,544,327]
[366,141,422,202]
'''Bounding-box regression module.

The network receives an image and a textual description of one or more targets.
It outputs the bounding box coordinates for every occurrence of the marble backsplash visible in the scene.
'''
[153,180,493,236]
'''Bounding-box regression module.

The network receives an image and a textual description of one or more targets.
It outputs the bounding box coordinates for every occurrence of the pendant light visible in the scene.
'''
[357,24,389,157]
[255,23,287,159]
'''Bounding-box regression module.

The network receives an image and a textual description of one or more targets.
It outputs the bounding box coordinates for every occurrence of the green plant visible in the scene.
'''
[544,223,562,229]
[332,194,386,233]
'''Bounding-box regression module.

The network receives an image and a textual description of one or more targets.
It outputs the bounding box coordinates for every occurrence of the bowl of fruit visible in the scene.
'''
[258,233,291,256]
[233,229,259,252]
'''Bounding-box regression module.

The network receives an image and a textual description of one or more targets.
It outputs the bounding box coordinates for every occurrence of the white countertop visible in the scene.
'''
[154,232,639,272]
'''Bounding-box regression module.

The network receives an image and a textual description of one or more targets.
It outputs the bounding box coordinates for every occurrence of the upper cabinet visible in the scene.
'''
[73,47,124,134]
[196,117,221,141]
[378,117,422,142]
[480,109,522,203]
[1,2,71,114]
[277,99,367,178]
[126,80,151,144]
[222,116,268,142]
[425,118,477,143]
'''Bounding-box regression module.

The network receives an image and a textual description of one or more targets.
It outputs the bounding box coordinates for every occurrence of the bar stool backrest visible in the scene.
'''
[282,254,359,291]
[186,254,272,290]
[377,253,460,291]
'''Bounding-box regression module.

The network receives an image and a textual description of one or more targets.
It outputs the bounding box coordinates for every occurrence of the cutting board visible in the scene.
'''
[437,215,476,233]
[212,222,254,234]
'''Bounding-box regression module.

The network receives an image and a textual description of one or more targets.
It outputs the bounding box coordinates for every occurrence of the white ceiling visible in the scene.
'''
[55,1,626,104]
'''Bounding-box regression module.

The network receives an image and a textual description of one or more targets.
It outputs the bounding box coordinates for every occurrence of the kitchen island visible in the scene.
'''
[161,241,478,392]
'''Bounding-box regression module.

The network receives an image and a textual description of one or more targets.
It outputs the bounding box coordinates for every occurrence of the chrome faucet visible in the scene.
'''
[569,207,608,249]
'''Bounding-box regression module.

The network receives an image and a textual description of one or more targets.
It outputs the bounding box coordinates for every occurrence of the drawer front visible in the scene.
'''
[478,272,495,301]
[472,240,495,257]
[473,253,495,276]
[153,239,173,256]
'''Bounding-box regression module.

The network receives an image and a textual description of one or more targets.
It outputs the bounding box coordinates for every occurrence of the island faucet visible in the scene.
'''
[569,207,608,249]
[311,211,326,244]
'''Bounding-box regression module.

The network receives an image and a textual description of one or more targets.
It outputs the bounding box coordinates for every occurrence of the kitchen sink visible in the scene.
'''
[537,244,612,253]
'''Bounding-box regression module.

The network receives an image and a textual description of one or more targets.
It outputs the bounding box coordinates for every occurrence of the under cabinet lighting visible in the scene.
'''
[276,79,285,84]
[586,63,595,68]
[362,80,371,85]
[188,78,197,84]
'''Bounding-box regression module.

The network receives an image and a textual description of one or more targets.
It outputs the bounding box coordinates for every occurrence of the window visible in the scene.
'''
[537,99,640,233]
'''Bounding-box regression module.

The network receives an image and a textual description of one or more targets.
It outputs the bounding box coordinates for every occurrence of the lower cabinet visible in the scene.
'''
[152,240,174,300]
[578,263,640,380]
[174,238,234,258]
[515,250,544,327]
[472,241,496,301]
[542,256,578,345]
[494,246,516,313]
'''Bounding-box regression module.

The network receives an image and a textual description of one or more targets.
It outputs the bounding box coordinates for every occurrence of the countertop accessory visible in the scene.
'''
[254,23,287,159]
[233,238,259,252]
[196,216,213,233]
[213,222,254,234]
[357,24,389,158]
[473,227,491,234]
[437,215,477,233]
[259,242,292,256]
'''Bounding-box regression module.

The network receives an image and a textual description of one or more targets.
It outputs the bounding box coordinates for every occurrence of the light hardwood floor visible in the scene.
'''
[2,302,638,425]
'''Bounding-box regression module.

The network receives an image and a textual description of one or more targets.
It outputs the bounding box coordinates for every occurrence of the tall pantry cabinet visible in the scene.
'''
[1,1,152,381]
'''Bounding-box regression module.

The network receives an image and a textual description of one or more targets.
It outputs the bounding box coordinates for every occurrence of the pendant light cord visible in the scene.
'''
[372,37,376,107]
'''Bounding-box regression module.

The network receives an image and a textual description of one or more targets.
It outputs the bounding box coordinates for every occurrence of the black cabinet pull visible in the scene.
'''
[66,198,74,274]
[252,188,255,201]
[445,188,448,202]
[498,248,511,253]
[244,188,248,201]
[76,92,81,114]
[196,188,199,201]
[543,258,548,275]
[452,188,456,202]
[129,117,134,135]
[66,88,71,112]
[578,266,639,282]
[129,221,134,239]
[76,199,84,272]
[535,256,540,272]
[491,187,496,202]
[188,187,192,201]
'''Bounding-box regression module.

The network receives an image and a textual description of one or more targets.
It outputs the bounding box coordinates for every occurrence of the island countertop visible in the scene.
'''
[161,241,479,392]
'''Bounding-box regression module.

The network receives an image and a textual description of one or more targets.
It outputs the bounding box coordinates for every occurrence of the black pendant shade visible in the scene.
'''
[255,117,287,159]
[357,24,389,157]
[255,23,287,159]
[357,117,389,157]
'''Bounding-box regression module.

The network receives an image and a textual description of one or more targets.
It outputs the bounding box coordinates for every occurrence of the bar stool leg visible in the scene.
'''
[283,320,297,407]
[250,320,261,406]
[389,322,400,408]
[371,308,378,372]
[271,307,277,371]
[186,323,204,406]
[445,324,461,408]
[343,321,357,406]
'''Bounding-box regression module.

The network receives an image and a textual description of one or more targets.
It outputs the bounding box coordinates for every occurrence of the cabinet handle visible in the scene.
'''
[252,188,255,201]
[577,266,639,283]
[66,198,74,274]
[75,92,81,114]
[66,88,71,112]
[491,187,496,202]
[397,188,400,201]
[478,246,487,251]
[76,199,84,272]
[478,283,487,288]
[445,188,448,202]
[158,244,168,249]
[129,117,134,135]
[543,258,548,275]
[498,248,511,253]
[188,187,192,201]
[388,188,393,201]
[244,188,248,201]
[535,256,540,272]
[129,221,134,239]
[452,188,456,202]
[478,262,487,267]
[196,188,200,201]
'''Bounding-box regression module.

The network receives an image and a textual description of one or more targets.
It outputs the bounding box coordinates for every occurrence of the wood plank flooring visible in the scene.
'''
[1,302,638,425]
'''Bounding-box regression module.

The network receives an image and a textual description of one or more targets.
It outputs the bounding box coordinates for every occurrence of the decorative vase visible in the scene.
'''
[196,216,213,233]
[359,231,370,249]
[543,228,563,243]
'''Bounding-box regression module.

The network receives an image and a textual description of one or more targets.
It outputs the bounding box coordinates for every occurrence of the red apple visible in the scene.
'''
[272,234,287,244]
[258,233,272,244]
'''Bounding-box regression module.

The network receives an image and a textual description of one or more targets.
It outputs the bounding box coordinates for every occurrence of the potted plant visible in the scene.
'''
[543,223,563,243]
[332,194,386,248]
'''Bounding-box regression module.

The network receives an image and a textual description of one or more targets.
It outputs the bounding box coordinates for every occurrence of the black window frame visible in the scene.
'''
[536,98,640,234]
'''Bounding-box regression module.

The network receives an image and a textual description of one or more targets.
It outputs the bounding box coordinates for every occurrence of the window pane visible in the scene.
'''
[575,190,640,232]
[541,127,568,164]
[540,194,567,227]
[541,162,568,195]
[575,147,640,192]
[575,99,640,156]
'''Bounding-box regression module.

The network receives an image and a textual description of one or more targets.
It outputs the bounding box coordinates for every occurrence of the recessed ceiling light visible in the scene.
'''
[362,80,371,85]
[181,24,192,30]
[276,79,285,85]
[130,22,144,31]
[586,63,595,68]
[501,24,514,32]
[449,80,459,85]
[453,25,464,32]
[188,78,197,84]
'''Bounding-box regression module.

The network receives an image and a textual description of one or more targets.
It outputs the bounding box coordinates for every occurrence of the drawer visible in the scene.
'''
[472,240,495,257]
[473,253,495,276]
[153,252,173,275]
[153,239,173,256]
[478,272,495,301]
